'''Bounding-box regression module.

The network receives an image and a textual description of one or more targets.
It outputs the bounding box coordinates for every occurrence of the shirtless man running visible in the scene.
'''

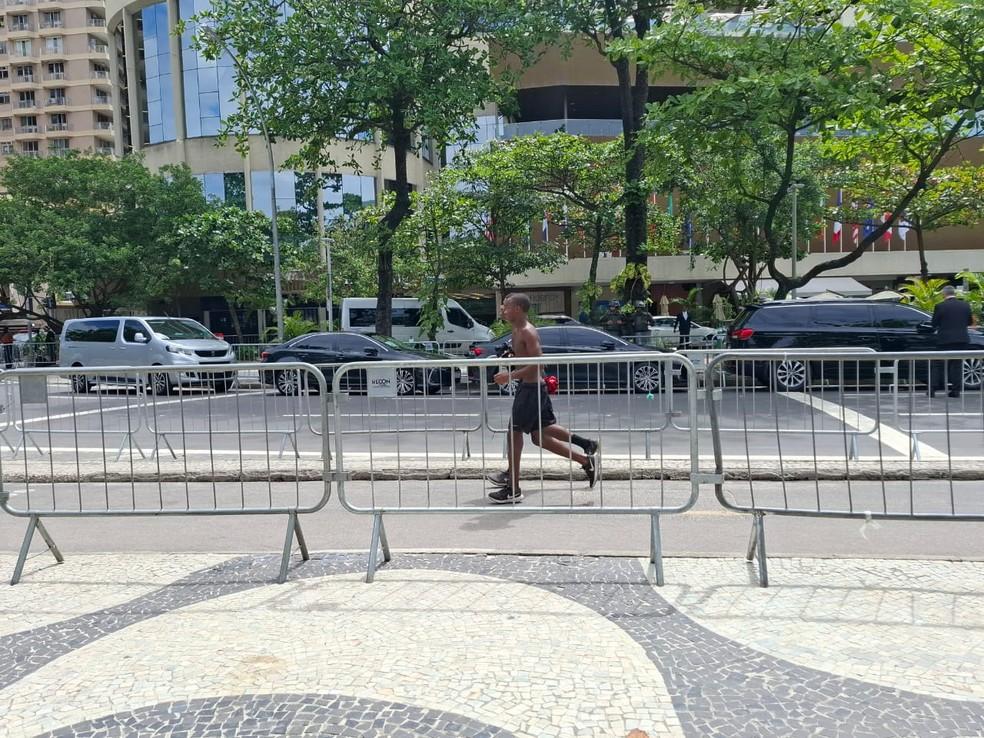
[487,293,599,504]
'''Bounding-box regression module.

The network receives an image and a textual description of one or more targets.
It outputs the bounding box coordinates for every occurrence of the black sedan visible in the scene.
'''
[260,332,460,395]
[469,325,676,393]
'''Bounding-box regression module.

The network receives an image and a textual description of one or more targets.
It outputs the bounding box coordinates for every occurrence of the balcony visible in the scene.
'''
[95,145,113,155]
[92,95,111,106]
[501,119,625,140]
[12,75,38,87]
[88,41,109,54]
[11,48,37,59]
[87,17,105,27]
[46,96,66,107]
[21,150,41,158]
[16,125,41,134]
[10,22,35,32]
[16,99,38,109]
[44,72,66,81]
[39,20,64,30]
[6,0,37,6]
[95,120,112,130]
[48,121,68,131]
[41,46,65,58]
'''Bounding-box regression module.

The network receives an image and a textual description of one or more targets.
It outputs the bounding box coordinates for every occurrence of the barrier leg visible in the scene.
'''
[461,432,471,461]
[745,517,758,561]
[366,511,389,583]
[848,434,859,461]
[753,512,769,588]
[644,431,652,460]
[648,513,664,587]
[293,514,310,563]
[277,511,299,584]
[11,515,62,585]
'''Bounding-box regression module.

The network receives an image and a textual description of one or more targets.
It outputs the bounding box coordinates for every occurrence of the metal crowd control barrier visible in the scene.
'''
[705,349,984,587]
[332,351,700,585]
[0,362,331,585]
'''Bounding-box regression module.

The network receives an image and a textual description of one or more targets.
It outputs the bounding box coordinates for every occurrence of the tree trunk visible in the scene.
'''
[609,12,652,305]
[375,121,414,337]
[586,217,603,316]
[914,217,929,280]
[227,301,244,342]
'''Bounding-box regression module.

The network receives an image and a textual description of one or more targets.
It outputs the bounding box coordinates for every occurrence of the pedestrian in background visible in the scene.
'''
[930,285,973,398]
[674,308,693,349]
[0,327,13,369]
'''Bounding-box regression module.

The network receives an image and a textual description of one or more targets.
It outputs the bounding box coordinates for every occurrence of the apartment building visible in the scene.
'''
[0,0,114,160]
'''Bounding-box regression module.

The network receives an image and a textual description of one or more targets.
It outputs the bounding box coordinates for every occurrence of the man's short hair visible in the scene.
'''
[942,285,956,296]
[505,293,531,313]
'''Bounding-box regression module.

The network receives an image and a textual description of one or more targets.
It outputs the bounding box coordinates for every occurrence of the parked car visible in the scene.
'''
[538,313,581,325]
[59,316,236,394]
[647,316,717,346]
[469,325,677,393]
[260,331,461,395]
[340,297,492,353]
[728,299,984,391]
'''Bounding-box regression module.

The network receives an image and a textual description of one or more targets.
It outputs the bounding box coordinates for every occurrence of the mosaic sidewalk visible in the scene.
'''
[1,552,983,737]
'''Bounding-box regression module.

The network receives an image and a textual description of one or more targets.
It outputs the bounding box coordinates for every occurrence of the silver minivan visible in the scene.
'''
[59,316,236,394]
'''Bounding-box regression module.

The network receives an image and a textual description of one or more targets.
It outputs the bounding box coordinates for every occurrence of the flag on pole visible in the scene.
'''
[541,212,549,242]
[832,190,843,247]
[851,201,860,246]
[897,219,911,242]
[881,212,894,244]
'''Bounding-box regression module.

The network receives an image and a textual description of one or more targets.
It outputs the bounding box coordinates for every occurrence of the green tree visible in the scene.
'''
[638,0,984,299]
[899,276,949,313]
[0,153,206,322]
[193,0,547,336]
[548,0,678,304]
[448,148,565,293]
[166,205,291,341]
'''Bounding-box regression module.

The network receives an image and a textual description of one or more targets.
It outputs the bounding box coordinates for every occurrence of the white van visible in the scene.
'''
[340,298,492,352]
[59,316,236,394]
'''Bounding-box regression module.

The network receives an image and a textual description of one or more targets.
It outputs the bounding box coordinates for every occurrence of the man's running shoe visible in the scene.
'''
[582,439,600,457]
[582,456,597,489]
[485,470,510,487]
[487,486,523,504]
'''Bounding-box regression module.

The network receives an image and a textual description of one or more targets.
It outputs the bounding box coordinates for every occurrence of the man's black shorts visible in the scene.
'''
[511,382,557,434]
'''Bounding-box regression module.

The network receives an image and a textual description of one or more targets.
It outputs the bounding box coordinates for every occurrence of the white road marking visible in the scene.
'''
[785,392,946,460]
[13,391,265,426]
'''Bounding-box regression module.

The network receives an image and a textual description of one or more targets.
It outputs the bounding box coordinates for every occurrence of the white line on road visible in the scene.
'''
[785,392,946,460]
[15,391,265,426]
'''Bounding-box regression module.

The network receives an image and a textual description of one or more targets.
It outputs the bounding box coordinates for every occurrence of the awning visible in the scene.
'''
[735,277,873,298]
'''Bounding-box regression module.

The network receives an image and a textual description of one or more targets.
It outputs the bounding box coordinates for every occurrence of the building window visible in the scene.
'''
[17,91,35,108]
[0,118,10,131]
[179,0,238,138]
[41,11,62,29]
[18,115,37,133]
[49,113,67,131]
[0,142,14,154]
[0,93,10,105]
[0,67,7,80]
[45,37,64,55]
[50,138,70,152]
[22,140,39,156]
[14,40,32,58]
[47,62,65,80]
[136,3,176,144]
[323,174,377,221]
[11,15,30,32]
[47,88,66,106]
[15,65,33,81]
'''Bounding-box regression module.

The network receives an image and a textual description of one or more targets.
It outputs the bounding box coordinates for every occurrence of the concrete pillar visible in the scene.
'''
[166,0,186,143]
[108,25,125,154]
[122,8,142,150]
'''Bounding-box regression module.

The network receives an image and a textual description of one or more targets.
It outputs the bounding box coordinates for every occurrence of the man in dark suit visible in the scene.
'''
[674,309,693,348]
[931,285,973,398]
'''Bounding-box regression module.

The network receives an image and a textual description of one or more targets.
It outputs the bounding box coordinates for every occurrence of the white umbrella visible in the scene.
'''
[804,290,845,300]
[866,290,904,301]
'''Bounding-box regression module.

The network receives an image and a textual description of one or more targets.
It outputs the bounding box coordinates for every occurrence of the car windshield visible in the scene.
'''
[145,319,215,340]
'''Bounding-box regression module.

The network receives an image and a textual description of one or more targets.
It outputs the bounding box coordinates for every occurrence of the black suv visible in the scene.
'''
[728,299,984,391]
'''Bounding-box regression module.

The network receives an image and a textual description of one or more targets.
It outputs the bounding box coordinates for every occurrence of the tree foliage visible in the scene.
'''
[638,0,984,298]
[192,0,549,335]
[0,153,206,324]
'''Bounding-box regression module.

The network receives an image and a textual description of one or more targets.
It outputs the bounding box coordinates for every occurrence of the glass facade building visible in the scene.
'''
[179,0,238,137]
[137,2,175,144]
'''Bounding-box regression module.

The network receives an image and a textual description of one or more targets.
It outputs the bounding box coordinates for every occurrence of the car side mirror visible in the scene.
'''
[363,347,379,357]
[133,332,148,343]
[917,321,935,335]
[466,319,474,329]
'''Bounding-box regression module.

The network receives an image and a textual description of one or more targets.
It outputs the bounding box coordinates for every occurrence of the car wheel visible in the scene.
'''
[773,359,807,392]
[632,363,662,394]
[274,369,302,396]
[70,367,90,394]
[962,357,984,390]
[396,368,416,396]
[148,370,172,396]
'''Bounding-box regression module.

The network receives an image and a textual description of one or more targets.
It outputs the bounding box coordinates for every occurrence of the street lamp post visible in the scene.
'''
[788,182,804,300]
[202,28,284,342]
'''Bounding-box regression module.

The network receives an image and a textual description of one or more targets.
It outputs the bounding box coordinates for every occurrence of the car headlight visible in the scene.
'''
[166,344,195,356]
